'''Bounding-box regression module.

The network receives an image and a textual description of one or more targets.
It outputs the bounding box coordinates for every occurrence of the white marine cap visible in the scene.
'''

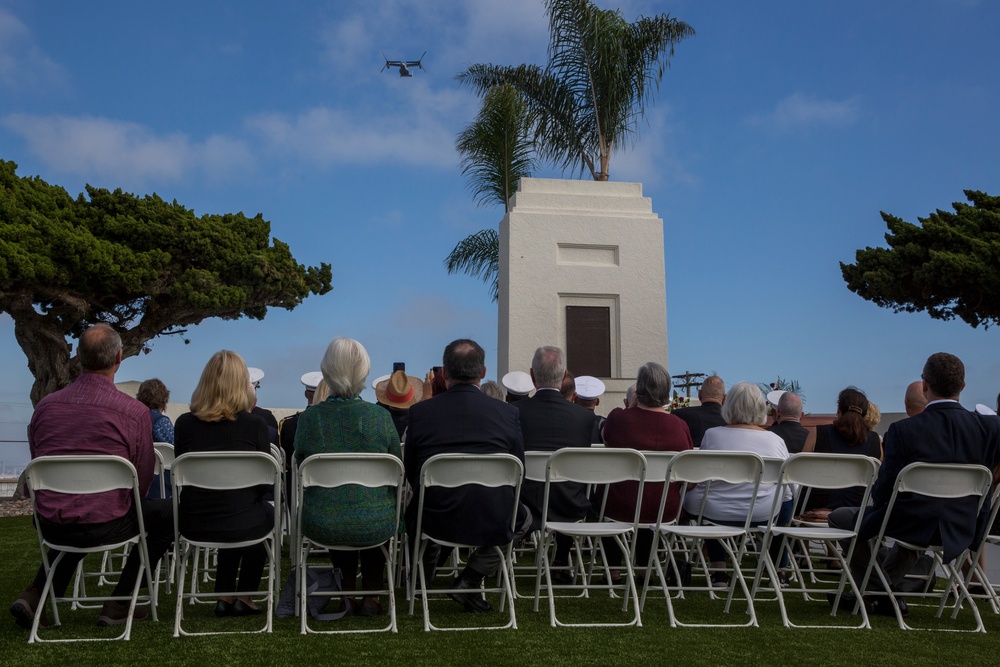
[370,374,391,391]
[975,403,997,416]
[766,390,785,408]
[300,371,323,393]
[248,367,265,386]
[501,370,533,396]
[574,375,606,400]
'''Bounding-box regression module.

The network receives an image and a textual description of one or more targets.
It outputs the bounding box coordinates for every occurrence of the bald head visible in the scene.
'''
[78,323,123,373]
[699,375,725,405]
[904,380,927,417]
[776,392,803,420]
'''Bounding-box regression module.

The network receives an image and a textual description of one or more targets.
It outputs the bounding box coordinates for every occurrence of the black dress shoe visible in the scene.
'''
[447,577,493,613]
[868,593,908,618]
[232,599,262,616]
[214,600,233,617]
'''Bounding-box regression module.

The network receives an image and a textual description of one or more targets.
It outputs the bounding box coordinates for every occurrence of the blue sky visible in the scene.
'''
[1,0,999,447]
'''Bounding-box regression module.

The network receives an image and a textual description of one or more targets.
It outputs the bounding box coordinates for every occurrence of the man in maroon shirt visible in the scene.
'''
[10,324,174,630]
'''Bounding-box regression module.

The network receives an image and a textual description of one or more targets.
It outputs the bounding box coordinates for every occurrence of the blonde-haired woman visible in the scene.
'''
[294,337,401,617]
[174,350,273,617]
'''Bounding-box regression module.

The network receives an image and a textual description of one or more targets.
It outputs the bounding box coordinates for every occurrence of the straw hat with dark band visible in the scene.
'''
[375,370,424,409]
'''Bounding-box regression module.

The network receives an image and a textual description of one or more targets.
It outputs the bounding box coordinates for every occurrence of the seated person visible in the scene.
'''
[174,350,273,617]
[682,381,790,586]
[295,338,402,617]
[601,362,693,575]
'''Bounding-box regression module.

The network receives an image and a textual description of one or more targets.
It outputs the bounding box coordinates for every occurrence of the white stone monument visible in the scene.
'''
[497,177,668,415]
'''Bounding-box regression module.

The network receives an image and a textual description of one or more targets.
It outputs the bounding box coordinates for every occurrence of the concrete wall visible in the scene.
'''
[498,178,668,415]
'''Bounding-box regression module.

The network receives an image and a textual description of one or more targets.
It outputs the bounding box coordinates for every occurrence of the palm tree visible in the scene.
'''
[457,0,693,182]
[445,83,535,301]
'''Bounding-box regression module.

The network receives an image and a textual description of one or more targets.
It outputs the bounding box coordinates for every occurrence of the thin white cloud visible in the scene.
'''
[0,114,254,189]
[609,105,699,189]
[245,95,462,169]
[749,92,861,130]
[0,7,68,94]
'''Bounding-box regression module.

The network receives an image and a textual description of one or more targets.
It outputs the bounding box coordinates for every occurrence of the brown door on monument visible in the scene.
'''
[565,306,611,377]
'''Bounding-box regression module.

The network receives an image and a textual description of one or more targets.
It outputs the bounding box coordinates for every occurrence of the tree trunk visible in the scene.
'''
[14,316,76,407]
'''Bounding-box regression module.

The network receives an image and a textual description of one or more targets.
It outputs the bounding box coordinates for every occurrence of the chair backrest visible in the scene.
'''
[666,449,764,486]
[779,452,879,490]
[154,442,175,469]
[420,453,524,490]
[761,456,784,485]
[269,444,284,471]
[298,453,403,490]
[546,448,646,485]
[172,451,280,491]
[894,462,993,500]
[642,450,678,483]
[769,452,879,522]
[25,455,138,495]
[523,451,551,482]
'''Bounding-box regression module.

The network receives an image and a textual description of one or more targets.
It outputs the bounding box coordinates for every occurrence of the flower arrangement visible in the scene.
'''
[666,391,690,413]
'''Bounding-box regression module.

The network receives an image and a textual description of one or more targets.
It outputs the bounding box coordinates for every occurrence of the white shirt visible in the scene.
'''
[682,426,790,523]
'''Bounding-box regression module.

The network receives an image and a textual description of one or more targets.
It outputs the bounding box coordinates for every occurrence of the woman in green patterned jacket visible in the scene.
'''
[294,337,402,617]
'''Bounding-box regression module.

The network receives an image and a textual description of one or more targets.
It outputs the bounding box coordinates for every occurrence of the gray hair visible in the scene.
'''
[625,384,637,407]
[635,362,672,408]
[78,324,122,372]
[531,345,566,389]
[777,391,803,418]
[320,337,370,399]
[480,380,504,401]
[721,381,768,426]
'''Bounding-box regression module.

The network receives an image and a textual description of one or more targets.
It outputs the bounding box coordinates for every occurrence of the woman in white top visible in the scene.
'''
[682,381,790,584]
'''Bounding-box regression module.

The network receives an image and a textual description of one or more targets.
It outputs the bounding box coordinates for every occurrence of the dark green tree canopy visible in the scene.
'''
[0,160,332,404]
[841,190,1000,329]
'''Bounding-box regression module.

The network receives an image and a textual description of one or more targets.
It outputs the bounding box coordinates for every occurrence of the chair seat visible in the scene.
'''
[770,526,855,541]
[544,521,634,538]
[660,524,746,540]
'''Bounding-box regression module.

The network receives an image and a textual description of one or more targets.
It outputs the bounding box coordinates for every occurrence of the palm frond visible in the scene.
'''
[443,228,499,302]
[456,84,536,212]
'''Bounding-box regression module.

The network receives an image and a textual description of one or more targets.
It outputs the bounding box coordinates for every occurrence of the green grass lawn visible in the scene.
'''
[2,514,998,666]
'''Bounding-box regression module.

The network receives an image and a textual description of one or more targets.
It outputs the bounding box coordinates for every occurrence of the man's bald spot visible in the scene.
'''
[699,375,725,403]
[777,391,803,418]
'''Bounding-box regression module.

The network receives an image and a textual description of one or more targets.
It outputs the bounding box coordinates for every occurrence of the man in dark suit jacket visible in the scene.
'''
[515,346,596,570]
[405,338,528,612]
[673,375,726,447]
[767,392,809,454]
[831,353,1000,597]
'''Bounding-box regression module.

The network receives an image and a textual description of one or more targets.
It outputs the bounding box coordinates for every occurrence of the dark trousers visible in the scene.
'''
[31,498,173,598]
[215,544,267,594]
[331,546,386,592]
[603,529,656,568]
[828,506,921,591]
[413,503,532,581]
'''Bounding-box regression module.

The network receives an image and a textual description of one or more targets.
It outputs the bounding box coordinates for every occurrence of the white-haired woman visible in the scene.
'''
[294,337,401,617]
[682,381,790,585]
[174,350,272,616]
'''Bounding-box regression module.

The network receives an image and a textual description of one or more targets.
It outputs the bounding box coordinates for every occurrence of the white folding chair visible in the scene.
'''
[511,451,553,599]
[408,453,524,631]
[153,442,175,499]
[964,487,1000,614]
[533,448,647,628]
[170,451,282,636]
[296,453,405,634]
[858,462,994,632]
[640,449,764,628]
[24,455,158,643]
[753,453,879,629]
